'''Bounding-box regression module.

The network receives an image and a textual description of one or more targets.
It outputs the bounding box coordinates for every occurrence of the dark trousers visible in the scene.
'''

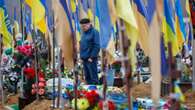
[83,59,99,84]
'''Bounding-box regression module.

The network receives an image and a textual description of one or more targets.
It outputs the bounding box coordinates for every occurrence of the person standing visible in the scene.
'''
[79,18,100,85]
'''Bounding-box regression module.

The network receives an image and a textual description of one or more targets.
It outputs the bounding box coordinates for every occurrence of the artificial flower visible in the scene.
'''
[77,98,90,110]
[84,90,99,106]
[38,88,45,95]
[98,100,115,110]
[23,67,35,79]
[38,82,45,88]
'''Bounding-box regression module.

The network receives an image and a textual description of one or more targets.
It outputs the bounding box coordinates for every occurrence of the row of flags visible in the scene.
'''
[0,0,190,104]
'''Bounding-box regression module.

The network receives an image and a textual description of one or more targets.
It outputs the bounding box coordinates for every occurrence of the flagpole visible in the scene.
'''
[117,19,132,110]
[69,1,79,110]
[52,10,56,109]
[31,26,39,101]
[57,48,62,108]
[20,0,24,42]
[19,0,25,100]
[0,34,4,106]
[192,28,195,90]
[102,49,108,110]
[188,0,195,91]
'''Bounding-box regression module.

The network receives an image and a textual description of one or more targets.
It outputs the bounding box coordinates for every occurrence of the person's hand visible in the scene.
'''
[88,58,93,62]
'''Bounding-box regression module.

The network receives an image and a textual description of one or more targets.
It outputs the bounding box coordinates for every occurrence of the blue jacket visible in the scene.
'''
[80,27,100,60]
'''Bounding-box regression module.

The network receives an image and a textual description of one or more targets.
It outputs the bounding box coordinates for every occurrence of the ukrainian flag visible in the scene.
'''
[52,0,74,69]
[0,0,12,47]
[175,0,186,49]
[163,0,179,56]
[133,0,150,55]
[69,0,81,48]
[115,0,139,72]
[25,0,47,33]
[96,0,112,49]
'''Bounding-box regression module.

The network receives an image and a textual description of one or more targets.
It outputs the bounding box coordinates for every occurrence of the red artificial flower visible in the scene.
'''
[24,45,32,49]
[39,77,46,82]
[31,89,36,95]
[38,82,45,88]
[98,100,115,110]
[38,72,45,80]
[84,90,99,106]
[38,88,45,95]
[23,67,35,79]
[16,45,33,56]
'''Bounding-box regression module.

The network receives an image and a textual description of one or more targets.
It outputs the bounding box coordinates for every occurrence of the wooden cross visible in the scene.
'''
[117,19,132,110]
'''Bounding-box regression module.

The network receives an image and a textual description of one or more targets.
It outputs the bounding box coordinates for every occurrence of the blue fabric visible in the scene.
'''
[134,0,156,25]
[164,0,175,33]
[80,27,100,59]
[175,0,186,40]
[96,0,112,48]
[161,37,168,76]
[134,0,148,20]
[145,0,156,25]
[25,13,31,33]
[60,0,74,33]
[188,23,192,50]
[83,59,99,84]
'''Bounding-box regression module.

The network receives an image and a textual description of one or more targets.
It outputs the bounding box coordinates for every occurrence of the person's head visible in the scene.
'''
[80,18,91,32]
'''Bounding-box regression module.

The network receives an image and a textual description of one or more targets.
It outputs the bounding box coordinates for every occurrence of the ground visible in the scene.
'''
[2,84,195,110]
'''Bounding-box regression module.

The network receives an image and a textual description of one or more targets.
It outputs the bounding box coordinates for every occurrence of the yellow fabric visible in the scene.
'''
[37,18,47,33]
[175,16,184,50]
[70,0,76,13]
[106,36,116,64]
[95,16,100,32]
[186,0,191,17]
[174,83,185,102]
[87,9,93,21]
[0,8,12,47]
[25,0,47,33]
[116,0,138,72]
[125,22,138,72]
[162,18,179,56]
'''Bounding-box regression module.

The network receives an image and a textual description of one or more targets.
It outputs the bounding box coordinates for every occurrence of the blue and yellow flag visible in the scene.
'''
[0,0,12,47]
[175,0,186,49]
[96,0,112,49]
[162,0,179,56]
[51,0,74,69]
[133,0,150,55]
[25,0,47,33]
[115,0,139,71]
